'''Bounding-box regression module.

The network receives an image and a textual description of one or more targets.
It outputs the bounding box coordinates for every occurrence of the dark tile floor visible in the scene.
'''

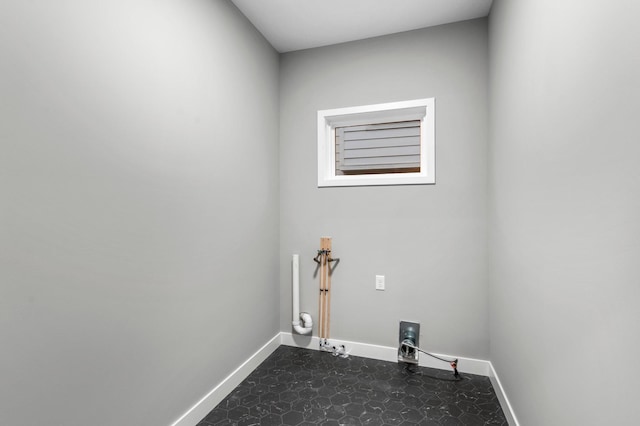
[198,345,507,426]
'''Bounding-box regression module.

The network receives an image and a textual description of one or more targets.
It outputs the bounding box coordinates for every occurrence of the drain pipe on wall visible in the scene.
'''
[292,254,313,335]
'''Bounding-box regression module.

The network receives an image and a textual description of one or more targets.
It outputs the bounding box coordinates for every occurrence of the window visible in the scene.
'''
[317,98,435,187]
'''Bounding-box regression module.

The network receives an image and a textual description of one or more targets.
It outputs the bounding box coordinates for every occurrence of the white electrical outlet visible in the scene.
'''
[375,275,385,290]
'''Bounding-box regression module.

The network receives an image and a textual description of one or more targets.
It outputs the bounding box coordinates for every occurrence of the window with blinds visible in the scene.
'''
[335,120,421,175]
[317,98,435,187]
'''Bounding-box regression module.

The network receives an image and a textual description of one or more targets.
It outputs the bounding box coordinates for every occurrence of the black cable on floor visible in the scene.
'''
[402,342,460,378]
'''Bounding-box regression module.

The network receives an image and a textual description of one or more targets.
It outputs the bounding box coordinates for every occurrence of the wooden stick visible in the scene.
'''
[318,249,325,339]
[320,237,332,340]
[324,251,329,339]
[326,252,332,339]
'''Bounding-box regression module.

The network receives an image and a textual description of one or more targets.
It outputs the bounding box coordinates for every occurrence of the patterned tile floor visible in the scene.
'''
[198,345,507,426]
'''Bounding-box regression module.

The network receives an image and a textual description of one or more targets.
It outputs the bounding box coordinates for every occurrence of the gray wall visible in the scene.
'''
[489,1,640,424]
[279,19,490,358]
[0,1,279,425]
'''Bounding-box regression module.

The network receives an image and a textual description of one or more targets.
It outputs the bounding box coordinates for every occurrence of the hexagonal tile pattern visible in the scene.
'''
[197,346,507,425]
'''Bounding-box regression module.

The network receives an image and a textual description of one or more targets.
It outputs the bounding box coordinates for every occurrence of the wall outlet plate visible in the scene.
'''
[375,275,385,290]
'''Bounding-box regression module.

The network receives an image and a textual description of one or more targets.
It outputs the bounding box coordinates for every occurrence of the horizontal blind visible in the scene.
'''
[336,120,421,174]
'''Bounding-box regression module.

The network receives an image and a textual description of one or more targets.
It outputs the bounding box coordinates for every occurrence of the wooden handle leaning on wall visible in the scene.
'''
[318,237,332,340]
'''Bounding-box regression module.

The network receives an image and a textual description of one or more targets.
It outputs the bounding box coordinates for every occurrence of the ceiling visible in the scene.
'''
[231,0,494,53]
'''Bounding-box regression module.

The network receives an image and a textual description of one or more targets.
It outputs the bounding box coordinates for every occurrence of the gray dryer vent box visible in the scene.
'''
[398,321,420,364]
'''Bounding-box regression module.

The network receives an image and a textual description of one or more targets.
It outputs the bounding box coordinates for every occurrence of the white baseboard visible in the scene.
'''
[280,332,489,376]
[171,332,517,426]
[489,362,520,426]
[170,333,281,426]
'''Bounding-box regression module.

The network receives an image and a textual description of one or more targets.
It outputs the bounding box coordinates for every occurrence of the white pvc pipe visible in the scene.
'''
[292,254,312,335]
[292,254,300,321]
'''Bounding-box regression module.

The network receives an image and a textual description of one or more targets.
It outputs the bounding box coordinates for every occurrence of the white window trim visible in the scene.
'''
[317,98,435,187]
